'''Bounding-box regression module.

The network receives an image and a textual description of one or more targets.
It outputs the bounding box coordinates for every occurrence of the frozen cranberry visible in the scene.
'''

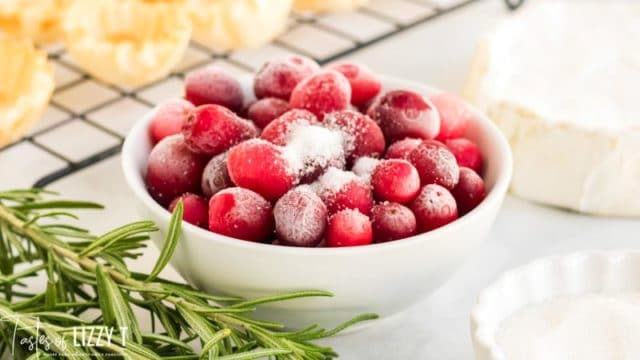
[182,104,257,156]
[247,97,289,129]
[430,92,473,141]
[368,90,440,141]
[445,138,483,174]
[254,56,320,100]
[324,110,385,163]
[408,140,460,189]
[326,209,373,247]
[371,202,417,242]
[410,184,458,232]
[314,167,373,215]
[289,70,351,118]
[149,99,194,144]
[260,109,318,146]
[326,62,381,107]
[145,135,208,206]
[208,188,274,242]
[452,167,487,215]
[227,139,297,201]
[371,159,420,204]
[274,186,327,247]
[201,152,232,197]
[185,66,244,112]
[169,193,209,228]
[385,138,422,159]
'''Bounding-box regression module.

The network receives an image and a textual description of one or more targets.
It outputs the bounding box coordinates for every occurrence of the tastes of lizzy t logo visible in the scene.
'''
[1,314,127,357]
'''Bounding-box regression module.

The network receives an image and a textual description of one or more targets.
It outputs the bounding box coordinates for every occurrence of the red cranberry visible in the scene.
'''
[371,159,421,204]
[445,138,483,174]
[145,135,208,206]
[314,168,373,215]
[169,193,209,228]
[410,184,458,232]
[326,209,373,247]
[368,90,440,142]
[326,62,381,107]
[182,104,257,156]
[254,56,320,100]
[385,138,422,159]
[408,140,460,189]
[289,70,351,118]
[451,167,487,215]
[371,202,417,242]
[149,99,194,144]
[185,66,244,112]
[430,92,473,141]
[201,152,232,197]
[227,139,297,201]
[274,186,327,247]
[260,109,318,146]
[247,97,289,129]
[324,110,385,163]
[208,188,274,242]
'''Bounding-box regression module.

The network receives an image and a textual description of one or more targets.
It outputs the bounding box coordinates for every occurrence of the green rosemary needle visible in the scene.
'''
[0,189,377,359]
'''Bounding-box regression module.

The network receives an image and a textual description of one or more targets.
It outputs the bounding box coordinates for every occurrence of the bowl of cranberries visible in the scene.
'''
[122,56,512,328]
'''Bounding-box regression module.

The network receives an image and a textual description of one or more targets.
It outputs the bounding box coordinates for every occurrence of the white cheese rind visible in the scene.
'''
[465,2,640,217]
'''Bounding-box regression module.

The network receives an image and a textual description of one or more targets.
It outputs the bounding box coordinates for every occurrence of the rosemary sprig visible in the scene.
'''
[0,189,377,359]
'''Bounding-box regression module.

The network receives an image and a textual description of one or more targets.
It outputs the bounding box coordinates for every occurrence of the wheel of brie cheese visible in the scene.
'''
[293,0,369,13]
[0,36,54,147]
[189,0,293,50]
[464,2,640,217]
[64,0,192,88]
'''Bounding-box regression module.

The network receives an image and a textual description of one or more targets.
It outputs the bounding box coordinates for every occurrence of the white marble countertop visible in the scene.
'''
[3,0,640,358]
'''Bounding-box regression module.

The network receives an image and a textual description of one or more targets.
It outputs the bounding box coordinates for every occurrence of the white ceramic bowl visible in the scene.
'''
[471,251,640,360]
[122,76,512,329]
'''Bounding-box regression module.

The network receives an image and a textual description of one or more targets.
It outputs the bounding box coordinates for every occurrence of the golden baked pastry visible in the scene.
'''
[0,37,54,146]
[293,0,369,13]
[63,0,192,87]
[0,0,70,43]
[189,0,293,50]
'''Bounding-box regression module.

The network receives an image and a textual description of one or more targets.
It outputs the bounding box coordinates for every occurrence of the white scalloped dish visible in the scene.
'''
[472,251,640,360]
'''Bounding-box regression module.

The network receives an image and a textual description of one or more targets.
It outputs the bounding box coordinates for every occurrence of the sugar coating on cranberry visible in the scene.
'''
[247,97,289,129]
[445,138,483,174]
[408,140,460,189]
[201,152,232,197]
[169,193,209,228]
[282,124,346,183]
[182,104,257,156]
[185,66,244,112]
[371,159,421,204]
[324,110,385,163]
[326,62,381,107]
[146,135,208,206]
[351,156,380,183]
[430,92,473,141]
[385,138,422,159]
[208,187,273,242]
[149,99,194,144]
[260,109,318,146]
[227,139,297,201]
[289,70,351,118]
[371,202,417,243]
[326,209,373,247]
[254,56,320,100]
[313,167,373,215]
[410,184,458,232]
[452,167,487,215]
[274,186,327,247]
[368,90,440,141]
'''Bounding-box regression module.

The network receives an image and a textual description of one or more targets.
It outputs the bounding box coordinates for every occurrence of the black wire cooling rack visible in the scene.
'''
[0,0,523,188]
